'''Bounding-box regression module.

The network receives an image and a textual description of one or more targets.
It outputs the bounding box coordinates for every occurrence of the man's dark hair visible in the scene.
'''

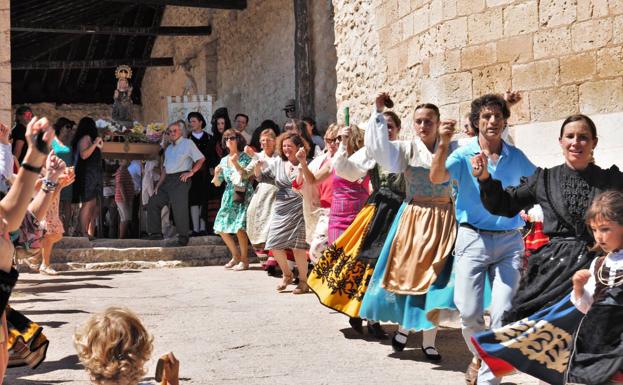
[234,113,249,124]
[187,112,207,129]
[469,94,510,134]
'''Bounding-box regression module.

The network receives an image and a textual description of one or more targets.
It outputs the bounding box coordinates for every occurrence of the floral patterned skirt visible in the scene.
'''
[307,188,402,318]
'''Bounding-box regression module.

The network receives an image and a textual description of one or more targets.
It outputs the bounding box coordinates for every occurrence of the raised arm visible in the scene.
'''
[365,106,408,173]
[429,121,455,184]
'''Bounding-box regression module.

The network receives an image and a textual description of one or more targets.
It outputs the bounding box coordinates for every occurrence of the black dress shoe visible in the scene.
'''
[147,233,164,240]
[367,322,388,339]
[349,317,364,334]
[422,346,442,362]
[391,331,408,352]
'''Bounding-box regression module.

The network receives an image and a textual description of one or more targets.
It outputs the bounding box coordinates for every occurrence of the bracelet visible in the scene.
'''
[21,163,42,174]
[41,179,58,193]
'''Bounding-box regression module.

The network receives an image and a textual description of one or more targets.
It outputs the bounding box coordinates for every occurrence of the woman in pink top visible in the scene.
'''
[327,125,369,244]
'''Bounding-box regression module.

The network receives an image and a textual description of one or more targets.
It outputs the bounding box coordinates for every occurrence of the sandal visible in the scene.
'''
[224,258,239,269]
[465,358,480,384]
[232,261,249,271]
[292,281,310,295]
[276,273,294,291]
[422,346,442,362]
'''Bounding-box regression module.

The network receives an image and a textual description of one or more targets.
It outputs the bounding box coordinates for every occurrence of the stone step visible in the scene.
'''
[46,236,255,271]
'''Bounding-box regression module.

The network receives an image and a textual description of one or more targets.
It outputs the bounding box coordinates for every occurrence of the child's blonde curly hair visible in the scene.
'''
[74,307,154,385]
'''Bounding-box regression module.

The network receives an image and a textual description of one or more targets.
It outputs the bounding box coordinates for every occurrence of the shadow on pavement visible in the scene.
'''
[37,321,68,329]
[9,298,64,305]
[20,309,89,316]
[17,277,113,285]
[5,354,82,382]
[17,283,114,294]
[60,270,141,277]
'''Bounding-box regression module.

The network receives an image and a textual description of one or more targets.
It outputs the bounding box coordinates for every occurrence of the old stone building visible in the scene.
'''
[2,0,622,166]
[332,0,623,166]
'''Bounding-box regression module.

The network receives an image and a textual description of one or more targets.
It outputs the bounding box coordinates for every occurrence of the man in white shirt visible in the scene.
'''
[234,113,251,143]
[146,122,205,246]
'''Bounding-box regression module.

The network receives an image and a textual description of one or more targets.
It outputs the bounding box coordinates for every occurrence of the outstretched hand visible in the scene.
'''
[504,90,522,107]
[26,117,55,157]
[244,145,256,157]
[295,147,307,164]
[470,153,490,181]
[438,120,456,145]
[45,153,67,182]
[375,92,391,112]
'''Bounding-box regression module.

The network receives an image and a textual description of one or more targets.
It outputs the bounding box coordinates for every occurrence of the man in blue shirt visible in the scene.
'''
[430,94,536,385]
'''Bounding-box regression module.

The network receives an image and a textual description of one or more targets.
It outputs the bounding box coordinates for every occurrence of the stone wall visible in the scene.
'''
[141,1,338,133]
[142,1,296,131]
[0,0,10,125]
[332,0,623,166]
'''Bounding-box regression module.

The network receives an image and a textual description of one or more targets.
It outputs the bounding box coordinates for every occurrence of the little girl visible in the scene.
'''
[568,190,623,385]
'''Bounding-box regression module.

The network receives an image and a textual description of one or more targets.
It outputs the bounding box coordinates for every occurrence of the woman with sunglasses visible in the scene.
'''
[212,129,254,271]
[256,132,310,294]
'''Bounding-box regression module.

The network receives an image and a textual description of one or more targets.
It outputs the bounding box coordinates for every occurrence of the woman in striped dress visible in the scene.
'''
[256,132,310,294]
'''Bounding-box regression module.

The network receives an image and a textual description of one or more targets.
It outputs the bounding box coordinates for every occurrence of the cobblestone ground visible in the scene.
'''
[6,266,535,385]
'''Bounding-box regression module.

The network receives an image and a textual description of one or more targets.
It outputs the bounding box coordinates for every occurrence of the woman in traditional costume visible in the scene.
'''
[474,114,623,324]
[358,95,458,361]
[257,132,310,294]
[307,105,405,339]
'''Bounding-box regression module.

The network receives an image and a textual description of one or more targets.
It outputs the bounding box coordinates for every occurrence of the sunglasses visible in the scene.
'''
[224,136,238,142]
[325,137,338,144]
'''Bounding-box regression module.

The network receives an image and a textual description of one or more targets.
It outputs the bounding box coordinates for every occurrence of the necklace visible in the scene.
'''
[596,254,623,287]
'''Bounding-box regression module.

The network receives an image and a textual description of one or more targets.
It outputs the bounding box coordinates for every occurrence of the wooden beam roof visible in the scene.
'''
[13,58,175,70]
[105,0,247,9]
[12,24,212,36]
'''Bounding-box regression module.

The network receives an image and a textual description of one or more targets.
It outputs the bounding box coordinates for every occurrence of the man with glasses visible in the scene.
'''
[146,121,205,246]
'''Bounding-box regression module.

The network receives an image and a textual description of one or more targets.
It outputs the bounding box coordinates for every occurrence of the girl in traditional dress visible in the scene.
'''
[256,133,310,294]
[212,129,254,271]
[359,95,458,361]
[472,190,623,385]
[242,129,278,263]
[475,114,623,323]
[307,105,405,339]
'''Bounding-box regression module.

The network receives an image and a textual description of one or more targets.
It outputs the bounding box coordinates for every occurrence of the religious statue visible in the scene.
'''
[112,65,134,129]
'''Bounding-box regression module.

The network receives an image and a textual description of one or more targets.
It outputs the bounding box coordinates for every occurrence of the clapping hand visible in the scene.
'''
[94,137,104,149]
[214,165,222,176]
[244,145,256,157]
[26,117,55,158]
[58,167,76,189]
[470,153,490,181]
[295,147,307,164]
[572,269,592,295]
[0,123,9,145]
[337,125,351,140]
[45,153,67,183]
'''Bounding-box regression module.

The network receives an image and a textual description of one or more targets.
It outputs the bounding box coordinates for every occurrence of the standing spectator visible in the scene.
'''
[212,129,254,271]
[52,118,77,234]
[115,160,134,239]
[40,166,75,274]
[234,113,251,143]
[0,123,13,195]
[187,112,210,236]
[206,108,231,234]
[429,94,536,385]
[249,120,280,152]
[302,117,325,150]
[11,106,33,164]
[72,117,104,240]
[147,122,205,246]
[283,99,296,119]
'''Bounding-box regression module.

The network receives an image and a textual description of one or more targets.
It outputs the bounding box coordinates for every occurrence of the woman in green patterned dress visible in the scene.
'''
[212,129,254,271]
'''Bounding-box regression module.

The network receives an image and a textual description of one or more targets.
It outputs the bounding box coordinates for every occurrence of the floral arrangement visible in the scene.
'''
[97,120,166,143]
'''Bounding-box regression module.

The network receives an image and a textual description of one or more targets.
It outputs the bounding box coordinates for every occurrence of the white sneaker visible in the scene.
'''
[39,265,58,275]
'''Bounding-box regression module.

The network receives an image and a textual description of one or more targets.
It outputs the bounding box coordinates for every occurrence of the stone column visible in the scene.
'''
[294,0,314,118]
[0,0,10,125]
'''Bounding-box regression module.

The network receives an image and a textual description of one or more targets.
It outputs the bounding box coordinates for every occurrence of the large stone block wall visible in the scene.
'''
[332,0,623,167]
[0,0,10,125]
[142,1,296,130]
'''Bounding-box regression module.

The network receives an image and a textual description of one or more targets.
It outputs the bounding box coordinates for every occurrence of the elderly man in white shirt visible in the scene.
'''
[147,121,205,246]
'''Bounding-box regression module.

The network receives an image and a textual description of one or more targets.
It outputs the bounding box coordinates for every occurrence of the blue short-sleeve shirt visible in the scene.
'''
[446,137,536,231]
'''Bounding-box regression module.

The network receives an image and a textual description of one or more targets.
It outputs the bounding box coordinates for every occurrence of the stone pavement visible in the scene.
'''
[6,266,535,385]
